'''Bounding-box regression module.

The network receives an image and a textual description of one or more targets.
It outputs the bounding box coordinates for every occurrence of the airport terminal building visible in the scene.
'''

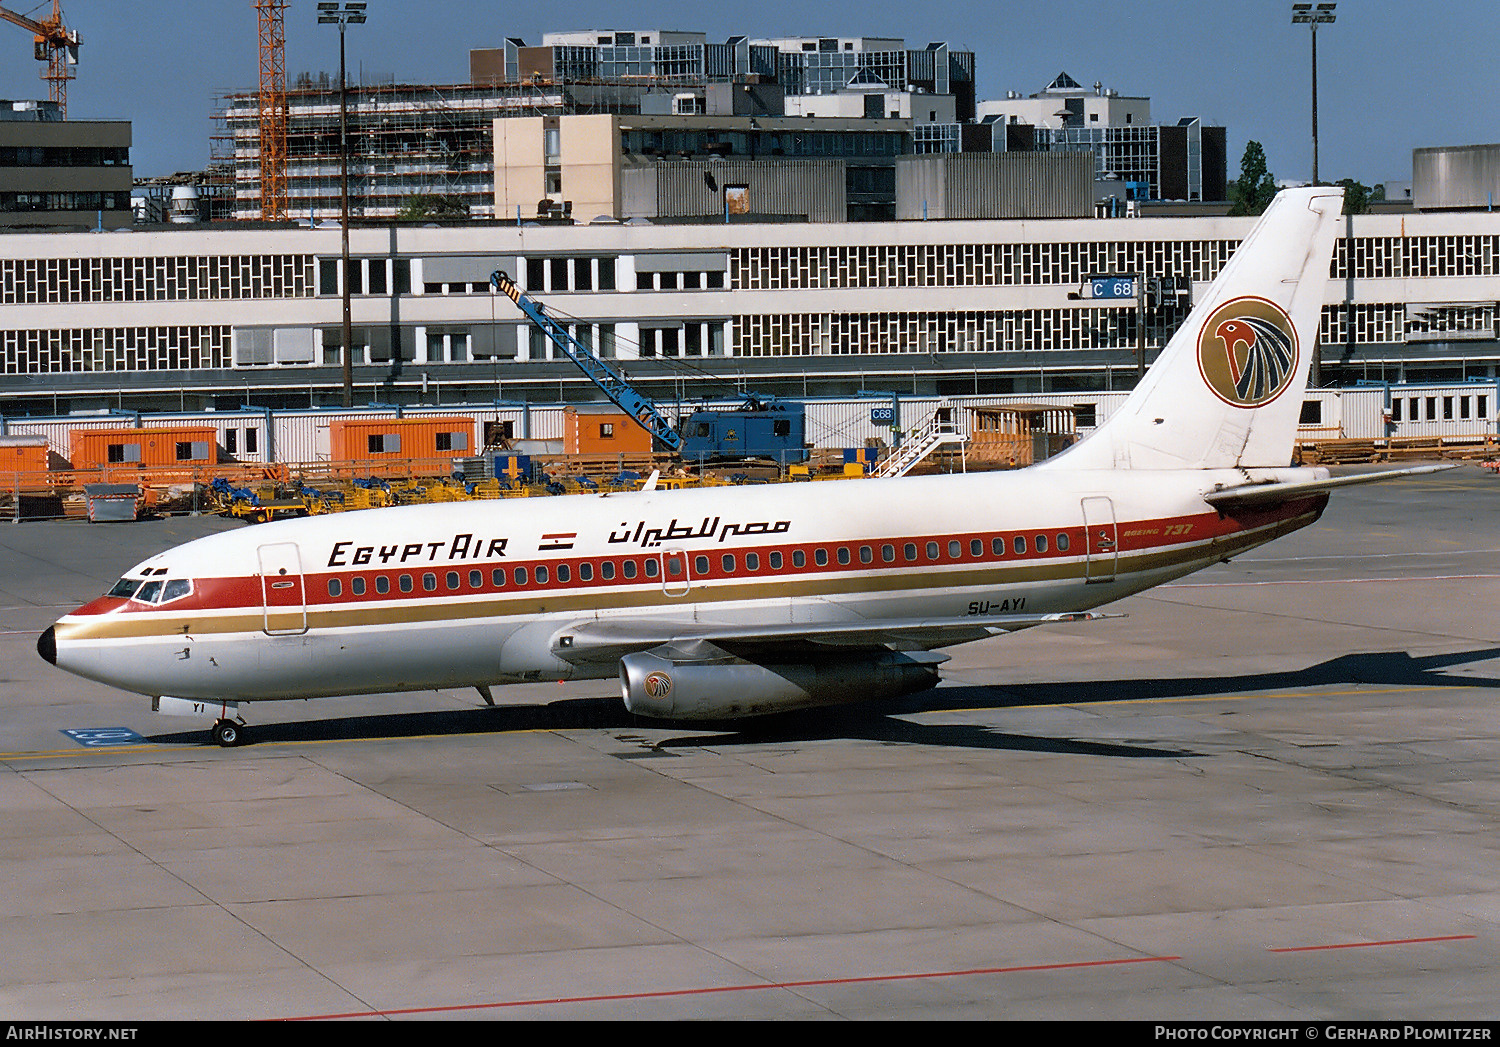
[2,206,1499,420]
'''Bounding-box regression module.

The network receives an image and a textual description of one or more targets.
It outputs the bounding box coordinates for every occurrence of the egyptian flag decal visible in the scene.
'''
[1196,296,1300,408]
[539,532,576,551]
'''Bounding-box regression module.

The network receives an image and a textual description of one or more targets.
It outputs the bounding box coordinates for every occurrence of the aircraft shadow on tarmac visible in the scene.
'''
[145,700,1191,759]
[929,646,1500,711]
[145,646,1500,757]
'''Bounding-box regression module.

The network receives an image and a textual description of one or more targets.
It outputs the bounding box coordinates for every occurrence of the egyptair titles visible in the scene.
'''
[608,515,792,549]
[322,516,795,568]
[326,532,509,568]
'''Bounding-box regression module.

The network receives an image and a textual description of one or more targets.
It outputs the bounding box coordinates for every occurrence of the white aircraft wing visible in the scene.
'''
[1202,463,1456,511]
[552,610,1123,664]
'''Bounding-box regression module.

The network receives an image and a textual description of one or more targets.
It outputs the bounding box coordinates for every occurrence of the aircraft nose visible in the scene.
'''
[37,625,56,665]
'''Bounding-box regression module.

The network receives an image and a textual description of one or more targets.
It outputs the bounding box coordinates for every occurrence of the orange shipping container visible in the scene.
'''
[563,406,653,455]
[69,427,219,470]
[0,436,49,475]
[329,417,476,462]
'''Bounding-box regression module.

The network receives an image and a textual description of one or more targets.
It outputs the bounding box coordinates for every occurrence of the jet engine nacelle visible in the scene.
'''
[619,640,943,720]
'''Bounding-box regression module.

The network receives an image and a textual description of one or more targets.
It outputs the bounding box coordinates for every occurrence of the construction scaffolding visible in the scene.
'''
[212,71,774,223]
[215,79,574,222]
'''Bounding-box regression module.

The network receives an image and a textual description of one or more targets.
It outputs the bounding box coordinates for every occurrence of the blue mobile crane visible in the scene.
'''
[490,270,806,463]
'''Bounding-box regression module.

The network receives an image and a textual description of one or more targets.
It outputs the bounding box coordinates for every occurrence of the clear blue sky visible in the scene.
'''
[1,0,1487,186]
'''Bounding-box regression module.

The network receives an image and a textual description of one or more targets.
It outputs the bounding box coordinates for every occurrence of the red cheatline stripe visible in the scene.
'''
[276,954,1181,1021]
[1268,934,1476,953]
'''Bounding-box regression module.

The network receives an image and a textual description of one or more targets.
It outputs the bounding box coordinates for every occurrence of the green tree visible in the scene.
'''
[1229,141,1278,216]
[395,194,469,222]
[1335,178,1375,215]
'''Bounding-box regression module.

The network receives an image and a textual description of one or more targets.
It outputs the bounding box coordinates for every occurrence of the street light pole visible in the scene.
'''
[1292,3,1336,185]
[1136,273,1146,379]
[319,2,367,408]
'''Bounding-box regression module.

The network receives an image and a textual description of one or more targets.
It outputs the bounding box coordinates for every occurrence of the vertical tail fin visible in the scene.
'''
[1044,187,1344,471]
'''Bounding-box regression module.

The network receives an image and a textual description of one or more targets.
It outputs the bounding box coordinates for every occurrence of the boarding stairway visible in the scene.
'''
[871,412,968,478]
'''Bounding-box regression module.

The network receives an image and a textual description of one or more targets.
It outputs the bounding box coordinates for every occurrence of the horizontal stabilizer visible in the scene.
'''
[1202,463,1456,510]
[554,611,1124,663]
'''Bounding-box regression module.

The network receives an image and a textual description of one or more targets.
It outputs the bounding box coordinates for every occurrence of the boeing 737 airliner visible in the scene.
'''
[37,187,1443,745]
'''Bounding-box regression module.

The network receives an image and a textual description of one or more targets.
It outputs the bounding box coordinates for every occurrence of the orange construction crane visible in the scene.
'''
[256,0,289,221]
[0,2,81,116]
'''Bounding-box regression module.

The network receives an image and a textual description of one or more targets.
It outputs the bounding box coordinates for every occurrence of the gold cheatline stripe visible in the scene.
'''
[54,513,1314,643]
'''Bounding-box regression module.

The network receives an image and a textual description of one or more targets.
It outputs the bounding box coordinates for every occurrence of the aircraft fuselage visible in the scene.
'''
[43,465,1327,705]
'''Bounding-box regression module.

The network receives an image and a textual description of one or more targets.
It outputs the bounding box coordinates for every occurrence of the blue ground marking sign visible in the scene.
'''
[62,727,146,747]
[1089,276,1138,300]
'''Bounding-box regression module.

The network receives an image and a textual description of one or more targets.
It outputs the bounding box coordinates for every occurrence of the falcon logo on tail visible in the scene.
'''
[1196,297,1300,408]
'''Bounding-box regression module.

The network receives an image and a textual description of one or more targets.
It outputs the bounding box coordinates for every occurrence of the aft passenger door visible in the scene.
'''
[661,548,691,598]
[258,542,308,635]
[1081,497,1118,584]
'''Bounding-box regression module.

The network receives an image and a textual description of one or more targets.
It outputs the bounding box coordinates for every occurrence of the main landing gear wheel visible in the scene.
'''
[211,719,246,747]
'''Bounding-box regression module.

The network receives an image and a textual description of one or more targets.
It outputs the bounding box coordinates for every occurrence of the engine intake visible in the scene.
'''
[620,640,942,720]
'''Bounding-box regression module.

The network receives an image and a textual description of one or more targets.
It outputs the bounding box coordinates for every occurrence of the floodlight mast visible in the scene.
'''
[318,3,369,408]
[1291,2,1336,185]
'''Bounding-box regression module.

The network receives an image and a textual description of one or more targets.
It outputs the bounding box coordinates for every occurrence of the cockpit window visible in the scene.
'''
[160,579,192,602]
[134,580,163,603]
[108,578,142,599]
